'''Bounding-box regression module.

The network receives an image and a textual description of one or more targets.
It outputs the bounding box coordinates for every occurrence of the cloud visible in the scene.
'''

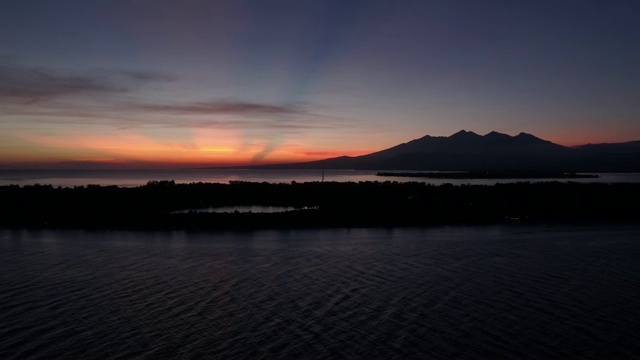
[252,140,282,162]
[0,65,122,104]
[1,105,350,135]
[0,63,355,135]
[170,118,342,130]
[0,64,173,104]
[133,99,353,140]
[136,99,305,116]
[117,70,175,83]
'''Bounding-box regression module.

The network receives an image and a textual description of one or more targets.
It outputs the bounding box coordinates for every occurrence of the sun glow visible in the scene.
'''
[200,147,234,153]
[2,125,376,169]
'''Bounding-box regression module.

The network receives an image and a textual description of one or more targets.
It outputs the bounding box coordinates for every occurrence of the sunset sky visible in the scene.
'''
[1,0,639,168]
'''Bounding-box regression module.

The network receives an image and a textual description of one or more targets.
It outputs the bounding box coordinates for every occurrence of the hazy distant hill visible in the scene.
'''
[252,131,640,172]
[574,141,640,153]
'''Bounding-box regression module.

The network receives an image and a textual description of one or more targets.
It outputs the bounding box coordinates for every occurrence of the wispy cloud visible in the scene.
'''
[0,65,123,104]
[0,64,173,104]
[115,70,175,83]
[136,100,305,116]
[0,63,356,136]
[0,107,346,131]
[132,99,353,139]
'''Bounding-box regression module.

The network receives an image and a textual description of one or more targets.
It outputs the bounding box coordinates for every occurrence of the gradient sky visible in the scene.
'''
[1,0,639,168]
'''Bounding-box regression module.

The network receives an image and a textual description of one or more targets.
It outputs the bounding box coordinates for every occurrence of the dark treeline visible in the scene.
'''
[1,180,639,229]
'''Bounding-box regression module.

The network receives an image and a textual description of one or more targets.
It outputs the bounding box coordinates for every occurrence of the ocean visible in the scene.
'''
[1,226,639,359]
[1,169,640,187]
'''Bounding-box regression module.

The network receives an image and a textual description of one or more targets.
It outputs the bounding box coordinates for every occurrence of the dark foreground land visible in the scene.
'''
[1,181,639,229]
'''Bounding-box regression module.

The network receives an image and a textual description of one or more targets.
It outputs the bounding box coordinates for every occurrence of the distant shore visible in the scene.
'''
[377,171,599,179]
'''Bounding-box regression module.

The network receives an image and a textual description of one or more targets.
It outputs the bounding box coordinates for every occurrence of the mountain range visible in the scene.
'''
[256,130,640,172]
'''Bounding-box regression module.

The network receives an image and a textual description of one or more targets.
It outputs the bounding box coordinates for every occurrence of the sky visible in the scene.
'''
[1,0,639,168]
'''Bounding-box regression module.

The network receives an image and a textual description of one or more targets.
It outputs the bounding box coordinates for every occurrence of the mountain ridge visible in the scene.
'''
[249,131,640,172]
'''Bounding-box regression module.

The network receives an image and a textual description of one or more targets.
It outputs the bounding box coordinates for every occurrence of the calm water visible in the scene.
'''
[1,169,640,187]
[171,206,308,214]
[1,226,639,359]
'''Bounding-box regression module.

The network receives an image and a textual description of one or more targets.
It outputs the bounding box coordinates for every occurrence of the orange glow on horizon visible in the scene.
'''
[6,125,635,170]
[3,129,376,169]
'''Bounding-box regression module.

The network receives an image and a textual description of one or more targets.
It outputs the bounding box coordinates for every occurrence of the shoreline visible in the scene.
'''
[376,171,599,179]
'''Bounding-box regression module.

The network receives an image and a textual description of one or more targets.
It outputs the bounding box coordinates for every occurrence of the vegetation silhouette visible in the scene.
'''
[1,180,638,229]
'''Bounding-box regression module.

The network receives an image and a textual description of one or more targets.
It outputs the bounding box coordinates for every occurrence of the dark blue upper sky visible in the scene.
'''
[1,0,639,166]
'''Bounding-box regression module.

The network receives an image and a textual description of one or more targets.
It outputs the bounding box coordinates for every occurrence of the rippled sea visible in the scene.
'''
[1,226,639,359]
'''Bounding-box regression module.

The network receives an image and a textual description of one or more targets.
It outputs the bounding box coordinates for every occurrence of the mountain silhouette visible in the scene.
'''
[252,131,640,172]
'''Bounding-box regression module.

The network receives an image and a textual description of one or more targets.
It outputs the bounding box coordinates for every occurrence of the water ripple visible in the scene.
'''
[1,226,639,359]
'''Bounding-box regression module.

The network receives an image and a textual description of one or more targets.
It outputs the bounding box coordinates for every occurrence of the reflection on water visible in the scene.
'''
[171,205,316,214]
[1,226,639,359]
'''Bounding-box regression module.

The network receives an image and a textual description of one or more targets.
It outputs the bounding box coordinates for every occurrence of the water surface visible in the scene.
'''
[171,205,309,214]
[1,169,639,187]
[1,226,639,359]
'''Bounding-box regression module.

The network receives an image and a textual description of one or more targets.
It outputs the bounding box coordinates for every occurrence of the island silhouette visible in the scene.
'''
[1,180,639,229]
